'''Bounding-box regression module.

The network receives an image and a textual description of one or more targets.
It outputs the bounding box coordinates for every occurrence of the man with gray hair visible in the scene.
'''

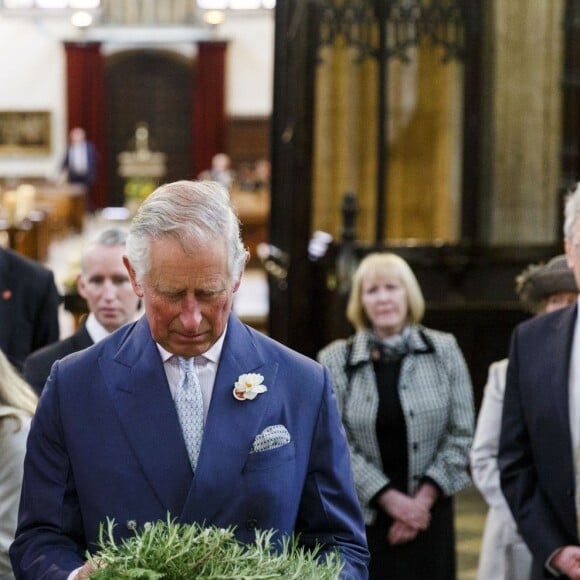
[500,182,580,579]
[23,226,141,395]
[11,180,369,580]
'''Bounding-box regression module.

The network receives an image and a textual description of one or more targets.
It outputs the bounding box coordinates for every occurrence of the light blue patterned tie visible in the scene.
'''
[175,357,204,472]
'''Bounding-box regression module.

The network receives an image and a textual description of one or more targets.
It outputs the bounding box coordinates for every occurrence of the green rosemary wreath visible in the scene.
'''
[87,517,343,579]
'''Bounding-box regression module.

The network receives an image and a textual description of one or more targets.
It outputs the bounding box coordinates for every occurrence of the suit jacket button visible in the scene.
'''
[126,519,137,531]
[246,518,258,531]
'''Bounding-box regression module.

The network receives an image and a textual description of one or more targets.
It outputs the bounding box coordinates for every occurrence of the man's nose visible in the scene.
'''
[101,279,117,299]
[180,297,202,327]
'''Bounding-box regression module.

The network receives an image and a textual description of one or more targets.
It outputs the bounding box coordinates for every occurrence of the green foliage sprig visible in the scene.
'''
[123,177,156,202]
[87,516,343,579]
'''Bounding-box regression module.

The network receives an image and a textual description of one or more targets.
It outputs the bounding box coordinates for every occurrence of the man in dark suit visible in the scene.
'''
[0,247,60,370]
[10,180,369,580]
[23,227,141,395]
[499,182,580,579]
[62,127,97,210]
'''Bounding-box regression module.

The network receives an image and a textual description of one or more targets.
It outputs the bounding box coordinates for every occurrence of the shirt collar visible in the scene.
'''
[85,312,111,343]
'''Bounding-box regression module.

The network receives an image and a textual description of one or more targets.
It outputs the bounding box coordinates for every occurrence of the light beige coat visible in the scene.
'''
[0,407,31,580]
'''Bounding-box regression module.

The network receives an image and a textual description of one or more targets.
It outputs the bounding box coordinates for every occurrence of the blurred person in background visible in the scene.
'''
[197,153,234,190]
[0,247,60,371]
[471,254,578,580]
[318,252,474,580]
[500,183,580,580]
[0,348,37,580]
[23,227,141,395]
[61,127,97,211]
[252,158,271,192]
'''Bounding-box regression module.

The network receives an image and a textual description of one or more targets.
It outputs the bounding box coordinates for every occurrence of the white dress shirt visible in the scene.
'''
[69,142,88,174]
[84,313,111,344]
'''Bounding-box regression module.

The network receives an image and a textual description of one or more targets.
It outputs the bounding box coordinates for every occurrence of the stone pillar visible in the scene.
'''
[483,0,564,244]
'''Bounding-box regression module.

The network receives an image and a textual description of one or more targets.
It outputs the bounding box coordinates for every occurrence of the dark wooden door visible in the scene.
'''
[268,0,484,358]
[105,49,192,207]
[268,0,322,357]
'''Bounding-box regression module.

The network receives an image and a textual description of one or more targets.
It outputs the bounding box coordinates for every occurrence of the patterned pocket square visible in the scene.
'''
[250,425,291,454]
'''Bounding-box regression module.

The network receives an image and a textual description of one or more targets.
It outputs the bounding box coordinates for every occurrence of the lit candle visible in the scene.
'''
[3,191,17,226]
[16,184,36,223]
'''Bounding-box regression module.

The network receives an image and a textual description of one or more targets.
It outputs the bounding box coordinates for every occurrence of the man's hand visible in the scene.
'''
[75,562,96,579]
[551,546,580,579]
[376,488,430,530]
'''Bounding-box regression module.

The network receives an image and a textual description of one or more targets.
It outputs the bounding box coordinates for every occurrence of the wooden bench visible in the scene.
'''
[34,183,86,235]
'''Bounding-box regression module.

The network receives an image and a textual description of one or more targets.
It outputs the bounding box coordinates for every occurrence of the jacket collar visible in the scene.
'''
[346,325,433,369]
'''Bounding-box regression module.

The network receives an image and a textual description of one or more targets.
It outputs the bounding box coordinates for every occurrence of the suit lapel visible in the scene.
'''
[71,323,94,351]
[105,317,193,517]
[540,306,578,536]
[545,307,580,458]
[546,306,576,446]
[180,315,274,524]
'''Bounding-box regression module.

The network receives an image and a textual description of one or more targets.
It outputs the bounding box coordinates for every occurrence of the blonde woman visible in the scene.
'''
[0,350,37,580]
[318,252,474,579]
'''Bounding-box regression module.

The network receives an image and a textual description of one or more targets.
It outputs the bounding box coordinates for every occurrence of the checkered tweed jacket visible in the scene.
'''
[318,325,474,524]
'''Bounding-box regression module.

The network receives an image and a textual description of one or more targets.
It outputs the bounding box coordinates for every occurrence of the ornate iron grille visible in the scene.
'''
[315,0,470,241]
[319,0,466,62]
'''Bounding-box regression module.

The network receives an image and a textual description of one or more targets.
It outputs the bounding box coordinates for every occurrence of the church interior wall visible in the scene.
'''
[0,15,67,180]
[0,10,273,182]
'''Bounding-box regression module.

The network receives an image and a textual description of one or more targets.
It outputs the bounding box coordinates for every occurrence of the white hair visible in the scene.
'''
[126,180,247,283]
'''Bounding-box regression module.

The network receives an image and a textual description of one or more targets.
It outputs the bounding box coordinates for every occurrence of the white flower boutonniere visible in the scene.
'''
[233,373,268,401]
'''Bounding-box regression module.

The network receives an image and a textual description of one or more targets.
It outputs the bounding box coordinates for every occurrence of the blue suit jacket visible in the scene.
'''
[11,314,369,579]
[499,304,577,580]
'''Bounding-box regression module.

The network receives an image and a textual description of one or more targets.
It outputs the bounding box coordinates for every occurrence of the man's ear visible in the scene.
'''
[76,273,87,300]
[123,256,144,298]
[232,252,251,294]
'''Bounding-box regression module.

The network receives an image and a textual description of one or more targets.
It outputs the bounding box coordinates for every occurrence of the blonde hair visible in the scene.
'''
[346,252,425,331]
[0,349,37,429]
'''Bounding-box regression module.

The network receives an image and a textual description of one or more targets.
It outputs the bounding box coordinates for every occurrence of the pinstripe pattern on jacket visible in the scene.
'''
[318,324,475,524]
